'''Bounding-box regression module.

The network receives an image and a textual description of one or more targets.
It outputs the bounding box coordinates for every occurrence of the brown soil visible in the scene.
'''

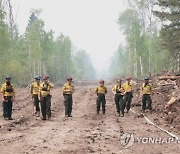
[0,81,179,154]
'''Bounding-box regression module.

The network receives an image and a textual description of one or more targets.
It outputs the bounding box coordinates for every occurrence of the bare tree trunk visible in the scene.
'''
[178,53,180,72]
[28,42,33,80]
[33,59,36,77]
[140,56,143,76]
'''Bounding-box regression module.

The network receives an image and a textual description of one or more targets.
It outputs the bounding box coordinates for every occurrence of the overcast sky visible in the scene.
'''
[12,0,128,77]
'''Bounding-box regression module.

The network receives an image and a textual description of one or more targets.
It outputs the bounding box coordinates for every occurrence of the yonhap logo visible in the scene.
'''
[120,133,180,148]
[120,133,135,148]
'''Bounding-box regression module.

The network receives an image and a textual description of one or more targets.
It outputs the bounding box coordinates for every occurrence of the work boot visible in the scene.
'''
[36,111,40,117]
[47,115,51,120]
[8,117,13,120]
[33,111,37,116]
[142,110,145,113]
[120,112,124,117]
[41,116,46,120]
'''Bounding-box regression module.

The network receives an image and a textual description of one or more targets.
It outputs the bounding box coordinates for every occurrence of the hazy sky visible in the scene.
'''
[12,0,128,77]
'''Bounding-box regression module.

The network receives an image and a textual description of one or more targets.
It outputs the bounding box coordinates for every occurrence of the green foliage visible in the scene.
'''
[0,9,95,85]
[110,0,173,78]
[73,50,95,80]
[154,0,180,70]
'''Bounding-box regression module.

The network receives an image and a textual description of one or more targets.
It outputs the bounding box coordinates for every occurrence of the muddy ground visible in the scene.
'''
[0,81,179,154]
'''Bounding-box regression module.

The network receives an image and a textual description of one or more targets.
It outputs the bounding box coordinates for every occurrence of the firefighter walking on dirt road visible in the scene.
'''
[62,77,75,117]
[95,80,107,114]
[141,77,153,113]
[30,75,41,117]
[39,75,54,120]
[112,78,125,117]
[123,77,133,113]
[0,76,15,120]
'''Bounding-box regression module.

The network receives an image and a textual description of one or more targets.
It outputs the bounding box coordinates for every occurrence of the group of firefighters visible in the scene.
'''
[95,77,153,117]
[0,75,153,120]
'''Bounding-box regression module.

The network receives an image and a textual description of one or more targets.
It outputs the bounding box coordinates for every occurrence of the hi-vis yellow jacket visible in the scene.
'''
[30,82,40,95]
[62,83,75,95]
[39,82,54,97]
[1,83,15,97]
[141,83,153,95]
[95,86,107,94]
[123,82,133,92]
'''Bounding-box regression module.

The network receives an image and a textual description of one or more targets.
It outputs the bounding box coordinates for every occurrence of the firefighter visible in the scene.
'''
[39,75,54,120]
[30,75,41,117]
[141,77,153,113]
[95,79,107,114]
[123,77,133,113]
[112,78,125,117]
[0,76,15,120]
[62,77,75,117]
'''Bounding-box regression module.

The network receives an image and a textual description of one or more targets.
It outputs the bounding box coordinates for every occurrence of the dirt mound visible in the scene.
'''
[132,71,180,132]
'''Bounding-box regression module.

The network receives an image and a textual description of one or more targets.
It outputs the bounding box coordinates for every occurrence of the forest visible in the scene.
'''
[0,0,179,85]
[109,0,180,78]
[0,3,95,85]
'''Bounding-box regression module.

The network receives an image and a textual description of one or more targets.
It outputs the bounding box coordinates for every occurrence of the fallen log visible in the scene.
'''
[158,76,180,80]
[165,97,177,108]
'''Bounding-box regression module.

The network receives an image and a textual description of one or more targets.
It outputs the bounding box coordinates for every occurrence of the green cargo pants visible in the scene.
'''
[40,95,51,119]
[114,94,124,115]
[63,94,73,117]
[3,96,13,118]
[142,94,152,111]
[96,94,106,114]
[33,94,40,112]
[124,92,133,112]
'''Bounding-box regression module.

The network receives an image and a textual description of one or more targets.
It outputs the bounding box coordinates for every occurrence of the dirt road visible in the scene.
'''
[0,84,179,154]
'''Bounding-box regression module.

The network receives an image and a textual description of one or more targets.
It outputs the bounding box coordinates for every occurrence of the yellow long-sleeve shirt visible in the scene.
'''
[123,82,133,92]
[30,82,40,95]
[112,85,124,94]
[1,83,15,97]
[62,83,75,94]
[141,83,153,95]
[39,82,54,97]
[95,86,107,94]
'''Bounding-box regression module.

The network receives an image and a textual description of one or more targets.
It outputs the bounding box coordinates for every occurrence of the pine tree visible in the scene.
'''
[154,0,180,71]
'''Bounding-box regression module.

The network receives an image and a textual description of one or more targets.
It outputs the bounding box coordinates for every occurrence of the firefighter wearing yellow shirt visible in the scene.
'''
[141,77,153,113]
[1,76,15,120]
[95,80,107,114]
[39,75,54,120]
[123,77,133,113]
[62,77,74,117]
[30,75,41,117]
[112,78,125,117]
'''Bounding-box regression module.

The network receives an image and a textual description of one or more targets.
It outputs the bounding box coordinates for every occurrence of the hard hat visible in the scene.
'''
[116,78,121,83]
[67,76,73,81]
[43,75,49,80]
[5,75,11,80]
[34,75,41,80]
[144,77,149,80]
[99,79,104,83]
[126,77,131,80]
